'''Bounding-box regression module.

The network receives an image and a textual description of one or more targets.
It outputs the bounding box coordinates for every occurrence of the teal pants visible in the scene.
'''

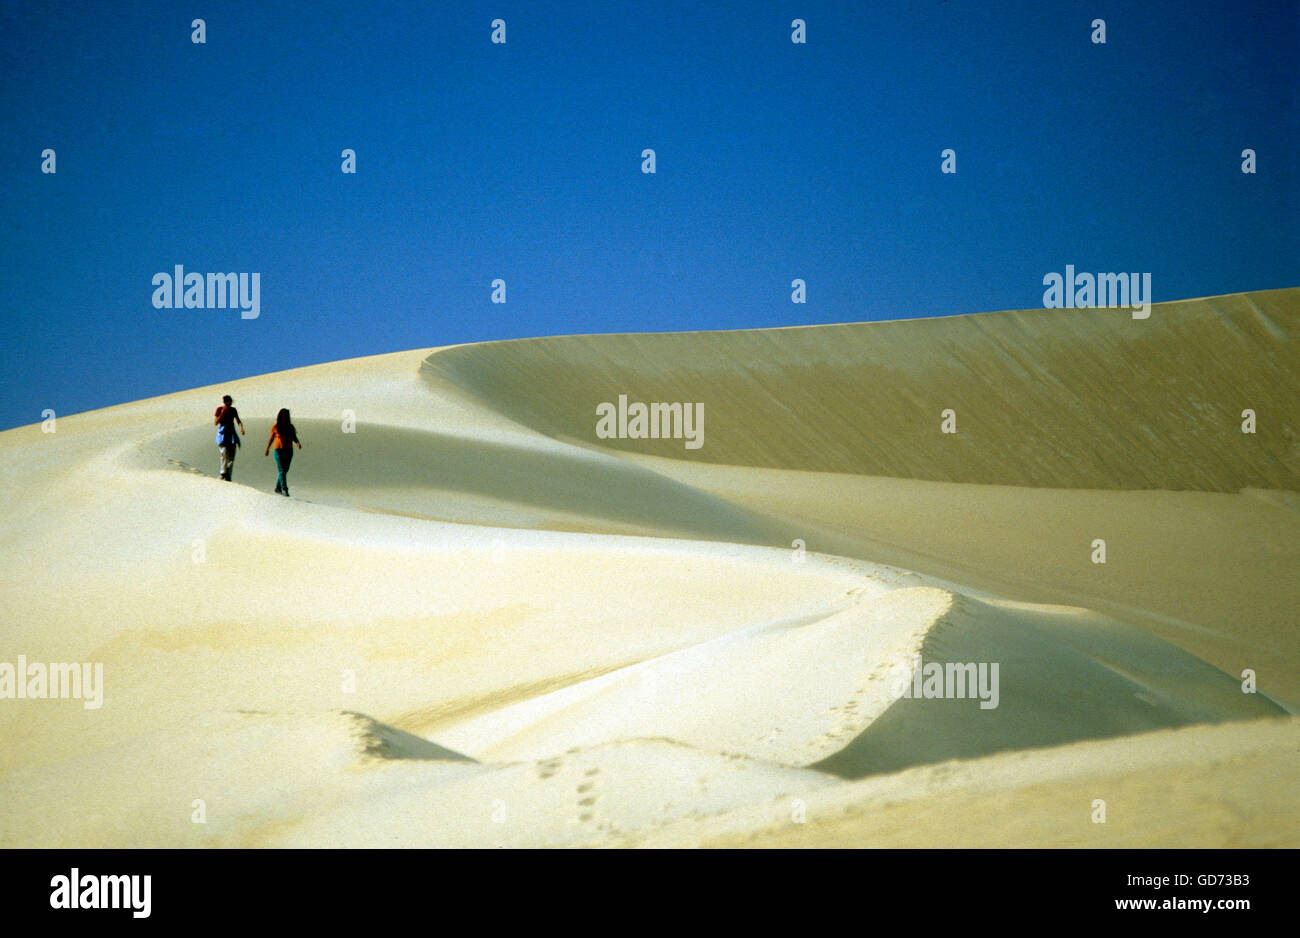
[274,447,293,494]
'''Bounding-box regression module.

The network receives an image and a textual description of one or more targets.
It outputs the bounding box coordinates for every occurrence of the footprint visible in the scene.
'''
[166,458,203,475]
[574,765,605,830]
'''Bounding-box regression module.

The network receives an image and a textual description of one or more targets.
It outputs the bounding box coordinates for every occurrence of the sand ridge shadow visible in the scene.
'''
[812,594,1287,779]
[149,418,782,544]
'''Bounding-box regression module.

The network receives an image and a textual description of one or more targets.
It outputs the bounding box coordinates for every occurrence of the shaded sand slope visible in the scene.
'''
[812,594,1283,778]
[422,288,1299,490]
[632,717,1300,848]
[147,419,778,540]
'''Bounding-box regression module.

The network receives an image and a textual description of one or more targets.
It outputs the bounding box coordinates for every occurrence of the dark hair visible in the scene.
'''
[222,395,233,405]
[276,409,292,434]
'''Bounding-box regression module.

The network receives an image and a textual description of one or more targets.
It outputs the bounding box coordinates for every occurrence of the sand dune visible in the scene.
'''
[422,289,1299,489]
[432,589,1283,774]
[0,288,1296,847]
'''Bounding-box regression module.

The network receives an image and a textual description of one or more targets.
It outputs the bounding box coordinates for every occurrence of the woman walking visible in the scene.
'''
[264,408,303,496]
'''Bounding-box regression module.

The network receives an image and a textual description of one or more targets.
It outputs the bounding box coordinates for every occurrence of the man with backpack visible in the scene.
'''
[213,394,245,481]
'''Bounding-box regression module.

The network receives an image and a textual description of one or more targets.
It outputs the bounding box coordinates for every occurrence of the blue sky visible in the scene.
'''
[2,0,1296,429]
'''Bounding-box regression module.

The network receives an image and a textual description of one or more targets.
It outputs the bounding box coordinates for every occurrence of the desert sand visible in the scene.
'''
[1,287,1296,847]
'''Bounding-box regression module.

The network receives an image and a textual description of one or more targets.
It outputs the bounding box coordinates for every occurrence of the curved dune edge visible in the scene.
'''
[429,588,1282,772]
[430,585,954,766]
[0,290,1296,847]
[420,287,1300,490]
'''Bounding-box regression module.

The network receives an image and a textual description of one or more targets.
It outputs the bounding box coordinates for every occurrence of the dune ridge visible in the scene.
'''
[421,288,1299,490]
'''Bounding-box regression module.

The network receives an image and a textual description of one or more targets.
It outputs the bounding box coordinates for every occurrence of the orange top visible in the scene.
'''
[269,424,297,449]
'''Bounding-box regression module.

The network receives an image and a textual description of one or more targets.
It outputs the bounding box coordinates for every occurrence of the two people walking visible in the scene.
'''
[213,395,303,495]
